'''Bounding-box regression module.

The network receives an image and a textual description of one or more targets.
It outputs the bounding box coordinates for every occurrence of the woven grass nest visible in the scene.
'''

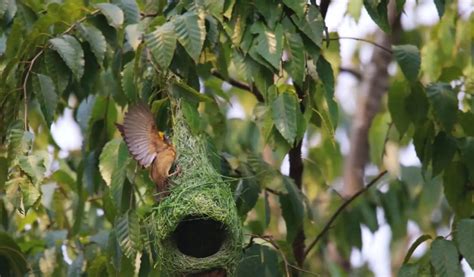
[149,100,242,276]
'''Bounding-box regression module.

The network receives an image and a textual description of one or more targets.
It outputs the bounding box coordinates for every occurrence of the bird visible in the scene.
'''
[115,102,177,201]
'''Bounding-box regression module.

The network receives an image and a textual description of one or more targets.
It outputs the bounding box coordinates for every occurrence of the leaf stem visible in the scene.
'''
[303,170,388,259]
[325,36,393,54]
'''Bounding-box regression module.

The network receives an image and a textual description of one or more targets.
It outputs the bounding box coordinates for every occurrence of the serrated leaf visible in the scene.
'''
[283,0,305,18]
[49,35,85,81]
[284,31,305,85]
[145,22,177,69]
[431,132,457,177]
[403,234,432,264]
[35,74,58,126]
[0,232,29,276]
[443,162,473,218]
[125,24,142,51]
[316,55,335,98]
[236,244,283,276]
[388,81,410,135]
[393,44,420,82]
[77,23,106,65]
[121,62,136,101]
[426,83,458,132]
[405,82,428,126]
[271,91,298,145]
[279,177,304,242]
[252,22,283,70]
[455,219,474,268]
[7,126,33,166]
[18,151,49,185]
[398,264,420,277]
[95,3,124,29]
[116,211,141,258]
[434,0,445,18]
[430,238,463,277]
[363,0,390,33]
[458,137,474,182]
[291,5,324,47]
[0,0,8,19]
[99,139,131,207]
[174,11,206,62]
[112,0,139,25]
[44,51,70,94]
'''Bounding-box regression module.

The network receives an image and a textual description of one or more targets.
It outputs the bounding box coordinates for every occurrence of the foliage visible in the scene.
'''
[0,0,472,275]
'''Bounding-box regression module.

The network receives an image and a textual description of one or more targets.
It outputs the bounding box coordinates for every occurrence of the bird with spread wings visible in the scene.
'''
[116,102,178,201]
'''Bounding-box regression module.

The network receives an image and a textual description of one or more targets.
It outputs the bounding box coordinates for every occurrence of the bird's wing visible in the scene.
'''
[120,102,160,167]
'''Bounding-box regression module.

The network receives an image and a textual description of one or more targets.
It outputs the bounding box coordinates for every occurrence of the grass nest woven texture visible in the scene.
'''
[150,100,242,276]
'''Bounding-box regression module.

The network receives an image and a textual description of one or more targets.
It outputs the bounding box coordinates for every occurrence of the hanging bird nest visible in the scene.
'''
[149,100,242,276]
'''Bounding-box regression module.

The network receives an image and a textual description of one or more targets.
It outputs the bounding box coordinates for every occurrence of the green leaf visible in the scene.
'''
[434,0,445,18]
[181,101,200,134]
[271,91,298,145]
[458,137,474,182]
[426,83,458,132]
[7,126,33,166]
[388,81,410,135]
[431,132,457,177]
[99,139,131,206]
[443,162,473,218]
[236,244,283,276]
[95,3,124,29]
[279,177,304,242]
[112,0,140,25]
[455,219,474,268]
[393,44,420,82]
[116,210,141,258]
[284,31,305,85]
[0,158,6,191]
[145,22,177,69]
[316,55,335,98]
[121,62,136,102]
[234,168,260,216]
[18,151,49,185]
[77,23,107,65]
[430,238,463,277]
[283,0,305,18]
[403,234,432,264]
[0,232,29,277]
[49,35,85,81]
[405,82,428,126]
[398,264,420,277]
[363,0,390,33]
[0,0,8,19]
[125,24,142,51]
[348,0,363,22]
[173,11,206,63]
[253,23,284,70]
[35,74,58,126]
[291,6,324,47]
[44,51,70,94]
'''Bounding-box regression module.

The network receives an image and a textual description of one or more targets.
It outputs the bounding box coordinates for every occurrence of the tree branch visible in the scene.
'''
[303,170,387,259]
[289,140,305,267]
[211,69,264,102]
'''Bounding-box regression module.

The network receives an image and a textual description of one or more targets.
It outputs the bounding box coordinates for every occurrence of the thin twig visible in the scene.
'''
[210,69,264,102]
[22,49,44,130]
[325,36,393,54]
[20,10,99,130]
[303,170,388,259]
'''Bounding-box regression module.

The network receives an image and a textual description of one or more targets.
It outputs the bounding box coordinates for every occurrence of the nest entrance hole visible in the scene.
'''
[172,215,228,258]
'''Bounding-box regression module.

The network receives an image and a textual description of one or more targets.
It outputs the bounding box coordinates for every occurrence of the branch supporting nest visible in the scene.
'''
[303,170,387,259]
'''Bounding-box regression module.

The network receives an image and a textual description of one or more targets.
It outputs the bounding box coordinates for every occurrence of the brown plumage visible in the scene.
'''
[116,102,176,201]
